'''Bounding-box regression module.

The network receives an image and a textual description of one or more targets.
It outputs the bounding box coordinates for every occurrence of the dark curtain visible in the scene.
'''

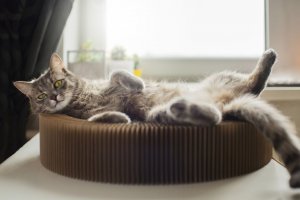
[0,0,74,163]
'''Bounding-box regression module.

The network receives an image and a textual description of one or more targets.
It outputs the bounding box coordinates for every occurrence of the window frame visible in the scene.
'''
[62,0,268,81]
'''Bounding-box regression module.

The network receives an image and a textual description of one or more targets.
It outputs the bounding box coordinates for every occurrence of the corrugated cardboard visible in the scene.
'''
[39,114,272,184]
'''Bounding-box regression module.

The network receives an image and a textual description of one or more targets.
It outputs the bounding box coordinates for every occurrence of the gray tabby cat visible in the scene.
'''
[14,49,300,188]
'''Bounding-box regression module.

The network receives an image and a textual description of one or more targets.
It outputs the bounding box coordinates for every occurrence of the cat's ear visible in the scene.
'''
[49,53,65,73]
[13,81,33,97]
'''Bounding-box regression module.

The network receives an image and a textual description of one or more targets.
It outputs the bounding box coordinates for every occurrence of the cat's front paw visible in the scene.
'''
[168,98,221,126]
[88,111,131,123]
[110,70,145,91]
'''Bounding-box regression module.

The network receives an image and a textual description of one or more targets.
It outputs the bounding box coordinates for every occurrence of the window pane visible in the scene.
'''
[106,0,265,58]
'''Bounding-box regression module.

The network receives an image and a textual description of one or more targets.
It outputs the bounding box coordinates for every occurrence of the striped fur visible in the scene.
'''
[223,95,300,188]
[14,49,300,188]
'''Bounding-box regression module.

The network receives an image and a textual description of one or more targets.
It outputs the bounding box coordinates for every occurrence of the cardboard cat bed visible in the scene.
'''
[39,113,272,184]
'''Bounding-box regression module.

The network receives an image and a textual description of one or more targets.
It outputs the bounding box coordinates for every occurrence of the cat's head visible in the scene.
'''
[14,53,77,113]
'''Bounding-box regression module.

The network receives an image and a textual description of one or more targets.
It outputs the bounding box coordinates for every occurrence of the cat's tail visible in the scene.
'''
[223,95,300,188]
[247,49,277,95]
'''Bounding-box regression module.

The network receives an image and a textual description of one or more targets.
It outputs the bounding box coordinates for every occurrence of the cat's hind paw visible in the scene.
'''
[168,98,222,126]
[261,49,277,69]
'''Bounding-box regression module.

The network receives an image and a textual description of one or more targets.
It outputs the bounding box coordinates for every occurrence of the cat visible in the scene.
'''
[14,49,300,188]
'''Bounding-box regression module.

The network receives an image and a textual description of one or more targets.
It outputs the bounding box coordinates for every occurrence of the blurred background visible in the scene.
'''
[62,0,265,80]
[1,0,300,162]
[61,0,300,81]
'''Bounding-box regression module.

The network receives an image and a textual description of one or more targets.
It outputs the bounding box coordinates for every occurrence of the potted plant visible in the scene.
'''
[67,41,106,79]
[106,46,135,75]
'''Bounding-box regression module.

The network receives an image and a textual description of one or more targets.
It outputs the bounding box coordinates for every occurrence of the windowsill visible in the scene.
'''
[140,58,257,81]
[261,87,300,101]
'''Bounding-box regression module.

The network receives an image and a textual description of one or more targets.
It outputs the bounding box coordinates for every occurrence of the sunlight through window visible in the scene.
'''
[106,0,265,58]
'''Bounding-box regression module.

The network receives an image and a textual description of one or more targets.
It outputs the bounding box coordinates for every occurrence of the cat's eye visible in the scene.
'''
[54,79,64,89]
[37,93,48,100]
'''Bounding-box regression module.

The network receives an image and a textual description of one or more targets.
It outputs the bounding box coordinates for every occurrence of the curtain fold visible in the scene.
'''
[0,0,74,163]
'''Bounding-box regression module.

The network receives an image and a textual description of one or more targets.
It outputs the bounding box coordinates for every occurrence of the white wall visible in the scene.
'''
[264,0,300,134]
[63,0,81,61]
[63,0,106,62]
[271,100,300,135]
[79,0,106,50]
[267,0,300,73]
[262,88,300,135]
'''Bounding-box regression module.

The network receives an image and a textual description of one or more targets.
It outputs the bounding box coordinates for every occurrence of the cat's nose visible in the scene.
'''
[50,95,57,101]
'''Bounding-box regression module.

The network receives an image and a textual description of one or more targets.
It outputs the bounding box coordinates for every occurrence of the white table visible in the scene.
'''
[0,134,299,200]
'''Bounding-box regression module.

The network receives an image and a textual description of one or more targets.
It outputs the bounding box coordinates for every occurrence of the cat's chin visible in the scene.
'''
[51,101,68,112]
[49,95,72,112]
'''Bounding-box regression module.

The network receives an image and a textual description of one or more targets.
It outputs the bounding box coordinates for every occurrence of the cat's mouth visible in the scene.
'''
[50,100,64,108]
[49,95,65,108]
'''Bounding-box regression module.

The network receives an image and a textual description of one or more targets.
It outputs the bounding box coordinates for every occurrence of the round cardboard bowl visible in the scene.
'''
[39,113,272,184]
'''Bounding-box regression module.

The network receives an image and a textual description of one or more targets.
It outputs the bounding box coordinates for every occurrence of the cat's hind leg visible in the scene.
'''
[147,98,222,126]
[169,98,222,125]
[223,95,300,188]
[88,111,131,123]
[247,49,277,95]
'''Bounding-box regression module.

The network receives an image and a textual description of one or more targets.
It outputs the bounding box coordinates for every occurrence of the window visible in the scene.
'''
[63,0,266,80]
[106,0,265,58]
